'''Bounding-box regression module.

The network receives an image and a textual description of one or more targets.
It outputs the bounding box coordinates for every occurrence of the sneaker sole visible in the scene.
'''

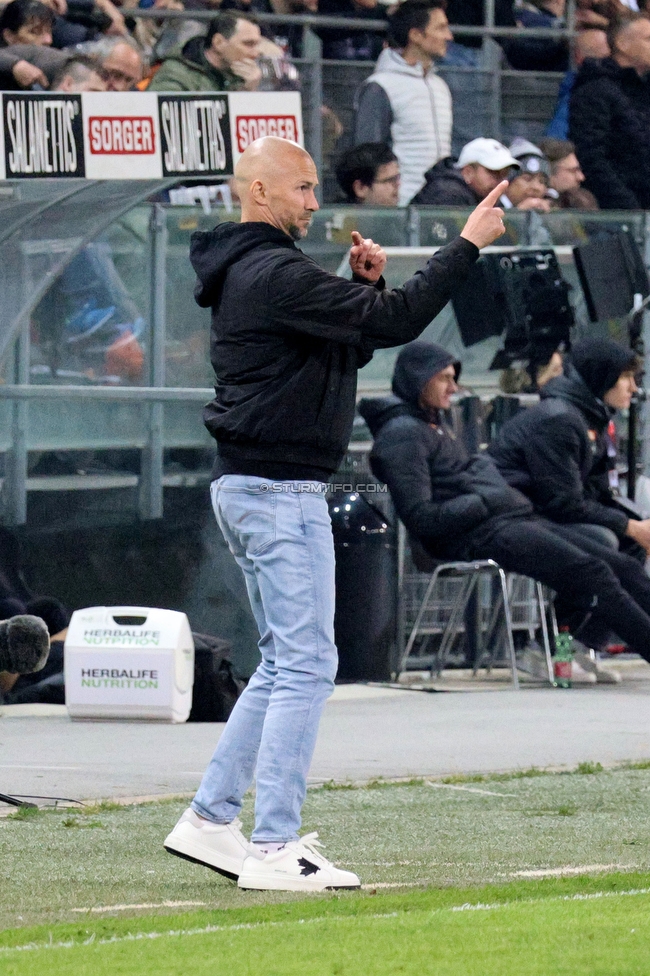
[237,877,361,892]
[164,840,241,881]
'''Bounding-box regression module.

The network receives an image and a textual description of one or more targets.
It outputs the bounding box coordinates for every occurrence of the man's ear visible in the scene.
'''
[210,31,226,53]
[352,178,369,202]
[250,179,266,204]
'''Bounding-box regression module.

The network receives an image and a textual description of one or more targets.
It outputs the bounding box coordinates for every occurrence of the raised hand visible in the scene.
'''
[349,231,387,283]
[460,180,509,250]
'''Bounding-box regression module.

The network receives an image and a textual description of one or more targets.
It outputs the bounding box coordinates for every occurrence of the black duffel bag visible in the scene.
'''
[188,633,244,723]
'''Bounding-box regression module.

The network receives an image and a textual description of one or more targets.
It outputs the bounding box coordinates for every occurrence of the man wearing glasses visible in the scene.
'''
[335,143,401,206]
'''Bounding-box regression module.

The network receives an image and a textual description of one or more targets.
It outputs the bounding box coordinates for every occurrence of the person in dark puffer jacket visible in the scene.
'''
[359,340,650,669]
[569,15,650,209]
[490,337,650,559]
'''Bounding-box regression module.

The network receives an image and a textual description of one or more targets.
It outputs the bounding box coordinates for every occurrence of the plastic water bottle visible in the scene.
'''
[554,627,573,688]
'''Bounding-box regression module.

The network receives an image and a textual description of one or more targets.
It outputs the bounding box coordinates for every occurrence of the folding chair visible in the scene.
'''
[396,526,556,687]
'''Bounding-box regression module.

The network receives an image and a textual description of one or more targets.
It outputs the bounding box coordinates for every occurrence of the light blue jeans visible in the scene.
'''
[192,476,338,842]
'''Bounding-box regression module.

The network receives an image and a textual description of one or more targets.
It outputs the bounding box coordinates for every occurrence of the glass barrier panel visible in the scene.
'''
[163,402,214,450]
[164,205,232,388]
[25,401,148,451]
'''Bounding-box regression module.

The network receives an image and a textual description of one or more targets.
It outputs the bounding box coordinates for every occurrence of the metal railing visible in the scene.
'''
[2,199,646,529]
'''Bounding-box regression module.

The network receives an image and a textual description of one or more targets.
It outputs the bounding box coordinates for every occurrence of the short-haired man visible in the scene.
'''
[538,136,599,208]
[162,137,507,892]
[354,0,453,205]
[570,14,650,208]
[52,54,106,92]
[411,137,519,206]
[335,143,400,205]
[359,340,650,680]
[149,11,262,92]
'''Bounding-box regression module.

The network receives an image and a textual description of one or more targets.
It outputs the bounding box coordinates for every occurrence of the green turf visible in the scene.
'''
[2,763,650,973]
[1,874,650,975]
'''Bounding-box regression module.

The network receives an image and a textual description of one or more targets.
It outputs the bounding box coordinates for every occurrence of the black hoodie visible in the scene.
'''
[569,57,650,209]
[358,341,531,559]
[489,338,634,537]
[191,223,479,479]
[410,158,480,207]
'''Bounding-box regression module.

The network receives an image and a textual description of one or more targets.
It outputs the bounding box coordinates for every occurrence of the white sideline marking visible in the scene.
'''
[71,902,206,914]
[361,882,424,890]
[450,887,650,912]
[3,887,650,955]
[512,864,620,878]
[427,782,517,798]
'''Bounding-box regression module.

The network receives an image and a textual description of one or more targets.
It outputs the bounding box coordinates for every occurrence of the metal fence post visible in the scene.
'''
[4,322,29,526]
[303,26,323,200]
[140,203,166,520]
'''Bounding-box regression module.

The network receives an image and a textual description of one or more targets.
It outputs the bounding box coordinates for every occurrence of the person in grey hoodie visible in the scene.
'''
[354,0,453,205]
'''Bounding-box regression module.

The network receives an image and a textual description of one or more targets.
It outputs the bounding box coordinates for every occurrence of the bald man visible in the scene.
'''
[164,136,506,892]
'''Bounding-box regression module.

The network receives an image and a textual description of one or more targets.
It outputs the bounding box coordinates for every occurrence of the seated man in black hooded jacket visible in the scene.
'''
[358,341,650,677]
[489,337,650,562]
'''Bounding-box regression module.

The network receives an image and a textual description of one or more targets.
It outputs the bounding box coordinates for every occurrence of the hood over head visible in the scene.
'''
[570,337,637,399]
[358,394,408,437]
[190,221,295,307]
[391,341,461,406]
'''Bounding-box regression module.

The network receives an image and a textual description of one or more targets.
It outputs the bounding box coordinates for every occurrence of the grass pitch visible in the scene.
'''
[2,762,650,974]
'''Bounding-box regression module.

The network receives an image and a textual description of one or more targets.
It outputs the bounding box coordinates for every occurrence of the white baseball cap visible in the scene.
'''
[455,138,520,172]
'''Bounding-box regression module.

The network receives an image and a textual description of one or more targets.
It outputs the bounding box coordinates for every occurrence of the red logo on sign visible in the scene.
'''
[88,116,156,154]
[235,115,298,152]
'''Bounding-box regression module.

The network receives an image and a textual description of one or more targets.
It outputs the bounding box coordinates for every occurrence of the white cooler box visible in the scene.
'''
[65,606,194,722]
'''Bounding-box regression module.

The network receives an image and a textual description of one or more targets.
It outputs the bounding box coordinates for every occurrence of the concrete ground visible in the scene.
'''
[1,661,649,807]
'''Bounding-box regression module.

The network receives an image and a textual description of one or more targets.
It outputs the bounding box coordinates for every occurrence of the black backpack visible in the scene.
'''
[188,633,244,722]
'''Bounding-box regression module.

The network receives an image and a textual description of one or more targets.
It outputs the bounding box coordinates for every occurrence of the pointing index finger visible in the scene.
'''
[479,180,509,208]
[350,231,363,245]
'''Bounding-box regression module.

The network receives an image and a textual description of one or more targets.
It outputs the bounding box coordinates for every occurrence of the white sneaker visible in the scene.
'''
[574,647,622,684]
[570,655,597,684]
[238,832,361,892]
[164,808,254,880]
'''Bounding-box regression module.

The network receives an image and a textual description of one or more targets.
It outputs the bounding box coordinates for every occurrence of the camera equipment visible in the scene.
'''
[450,249,574,367]
[573,230,649,325]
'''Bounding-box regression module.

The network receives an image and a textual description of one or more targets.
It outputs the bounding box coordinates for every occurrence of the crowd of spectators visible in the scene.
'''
[0,0,648,211]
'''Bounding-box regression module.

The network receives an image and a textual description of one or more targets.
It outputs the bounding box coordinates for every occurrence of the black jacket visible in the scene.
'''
[569,57,650,210]
[410,158,480,207]
[358,342,532,558]
[489,364,629,537]
[192,224,479,479]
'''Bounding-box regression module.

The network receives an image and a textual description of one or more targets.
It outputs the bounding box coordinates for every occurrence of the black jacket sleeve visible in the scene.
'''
[569,79,641,209]
[371,425,489,543]
[521,414,629,535]
[266,236,479,351]
[353,82,393,146]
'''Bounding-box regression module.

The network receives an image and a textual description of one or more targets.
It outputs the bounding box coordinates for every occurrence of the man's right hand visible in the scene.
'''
[231,58,262,91]
[460,180,508,250]
[625,518,650,553]
[12,60,48,89]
